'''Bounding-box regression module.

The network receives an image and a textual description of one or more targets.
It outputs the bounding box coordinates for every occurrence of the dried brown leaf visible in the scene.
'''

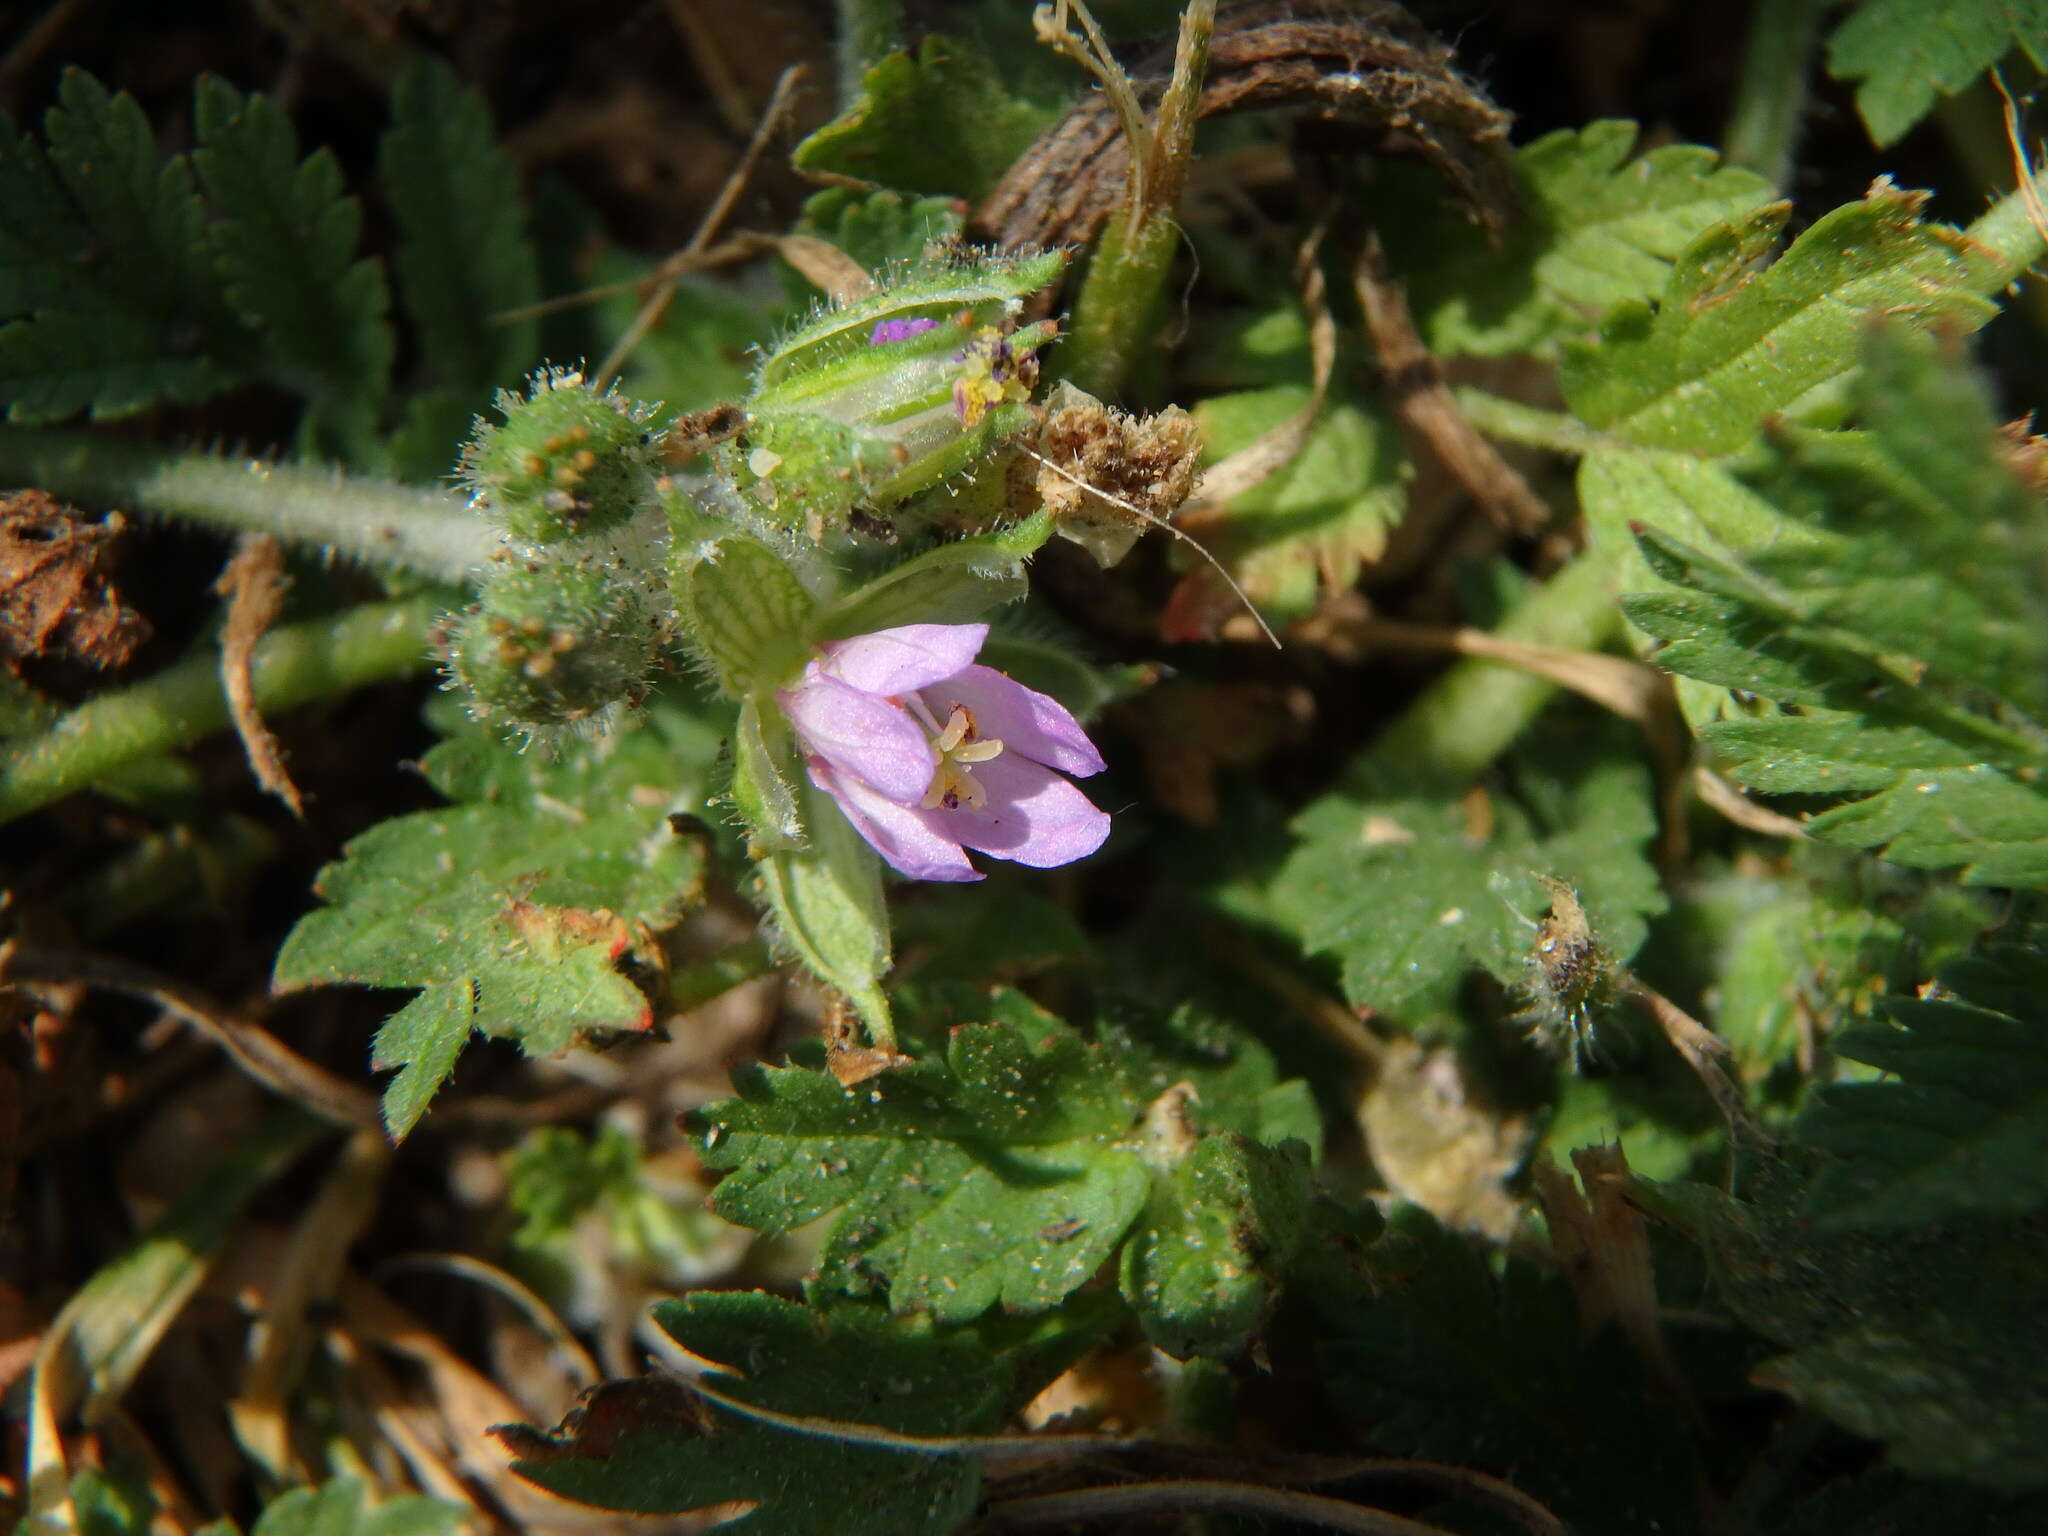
[0,490,149,672]
[215,535,304,818]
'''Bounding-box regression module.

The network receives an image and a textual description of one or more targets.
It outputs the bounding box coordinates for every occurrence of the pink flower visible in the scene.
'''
[776,622,1110,883]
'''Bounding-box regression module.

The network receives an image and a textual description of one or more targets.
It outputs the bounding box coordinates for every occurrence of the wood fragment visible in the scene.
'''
[215,534,304,818]
[976,1,1517,254]
[231,1128,392,1478]
[1536,1145,1697,1420]
[1693,764,1810,840]
[1623,976,1754,1139]
[1352,232,1552,534]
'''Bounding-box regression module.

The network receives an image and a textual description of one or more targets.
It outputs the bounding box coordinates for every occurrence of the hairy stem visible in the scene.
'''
[1720,0,1827,189]
[1964,162,2048,283]
[1057,209,1181,399]
[0,594,445,824]
[1051,1,1214,399]
[0,430,493,582]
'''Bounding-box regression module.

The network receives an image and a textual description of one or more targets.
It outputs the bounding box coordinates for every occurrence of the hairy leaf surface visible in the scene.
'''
[694,989,1316,1350]
[1386,120,1775,358]
[274,697,721,1136]
[0,71,249,421]
[1798,936,2048,1228]
[1613,327,2048,882]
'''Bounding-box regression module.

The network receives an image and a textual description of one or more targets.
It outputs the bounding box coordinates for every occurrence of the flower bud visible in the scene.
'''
[729,250,1065,534]
[461,368,659,545]
[448,559,661,731]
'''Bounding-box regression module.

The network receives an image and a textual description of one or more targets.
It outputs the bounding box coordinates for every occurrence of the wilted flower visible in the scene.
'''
[776,622,1110,882]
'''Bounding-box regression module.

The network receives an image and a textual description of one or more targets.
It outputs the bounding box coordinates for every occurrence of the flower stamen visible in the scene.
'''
[920,704,1004,811]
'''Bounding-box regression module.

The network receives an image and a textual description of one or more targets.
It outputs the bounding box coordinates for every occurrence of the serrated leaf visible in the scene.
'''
[506,1293,1009,1534]
[798,189,965,275]
[249,1479,463,1536]
[1120,1133,1313,1359]
[191,79,393,462]
[1605,326,2048,883]
[1797,937,2048,1228]
[692,989,1318,1329]
[1384,120,1776,358]
[273,697,720,1137]
[380,57,538,401]
[1192,384,1409,618]
[793,36,1061,202]
[1706,862,1987,1080]
[1561,186,2002,454]
[1303,1204,1700,1532]
[1827,0,2048,146]
[0,70,249,422]
[1639,1152,2048,1488]
[1270,717,1666,1020]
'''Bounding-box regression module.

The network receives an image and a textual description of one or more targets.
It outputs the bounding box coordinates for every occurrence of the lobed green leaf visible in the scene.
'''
[0,70,249,422]
[273,696,722,1137]
[1826,0,2048,146]
[191,78,394,462]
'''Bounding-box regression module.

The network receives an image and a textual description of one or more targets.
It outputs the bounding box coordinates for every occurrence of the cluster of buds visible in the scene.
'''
[445,370,667,734]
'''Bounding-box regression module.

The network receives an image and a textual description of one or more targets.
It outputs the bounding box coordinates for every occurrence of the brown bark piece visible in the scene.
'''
[975,1,1517,254]
[1353,232,1552,534]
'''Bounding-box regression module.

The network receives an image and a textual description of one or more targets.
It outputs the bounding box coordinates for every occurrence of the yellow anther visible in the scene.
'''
[921,706,1004,811]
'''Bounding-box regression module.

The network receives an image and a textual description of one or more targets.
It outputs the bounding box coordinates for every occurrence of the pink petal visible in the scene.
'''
[807,757,981,883]
[927,753,1110,869]
[918,664,1106,778]
[818,623,989,697]
[777,671,935,803]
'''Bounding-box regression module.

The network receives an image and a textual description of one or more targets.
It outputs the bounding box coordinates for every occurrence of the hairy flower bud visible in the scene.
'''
[448,560,661,731]
[462,368,659,545]
[729,250,1065,535]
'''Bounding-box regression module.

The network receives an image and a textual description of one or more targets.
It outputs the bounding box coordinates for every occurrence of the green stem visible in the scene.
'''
[1721,0,1828,189]
[1963,163,2048,285]
[0,430,493,582]
[836,0,903,107]
[1344,547,1623,794]
[1944,83,2048,335]
[0,594,445,824]
[1056,211,1181,400]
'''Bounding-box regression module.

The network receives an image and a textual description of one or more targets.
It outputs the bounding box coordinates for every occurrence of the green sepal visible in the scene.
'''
[674,535,817,695]
[733,317,1054,531]
[732,693,806,853]
[818,509,1052,638]
[757,776,895,1044]
[755,251,1063,389]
